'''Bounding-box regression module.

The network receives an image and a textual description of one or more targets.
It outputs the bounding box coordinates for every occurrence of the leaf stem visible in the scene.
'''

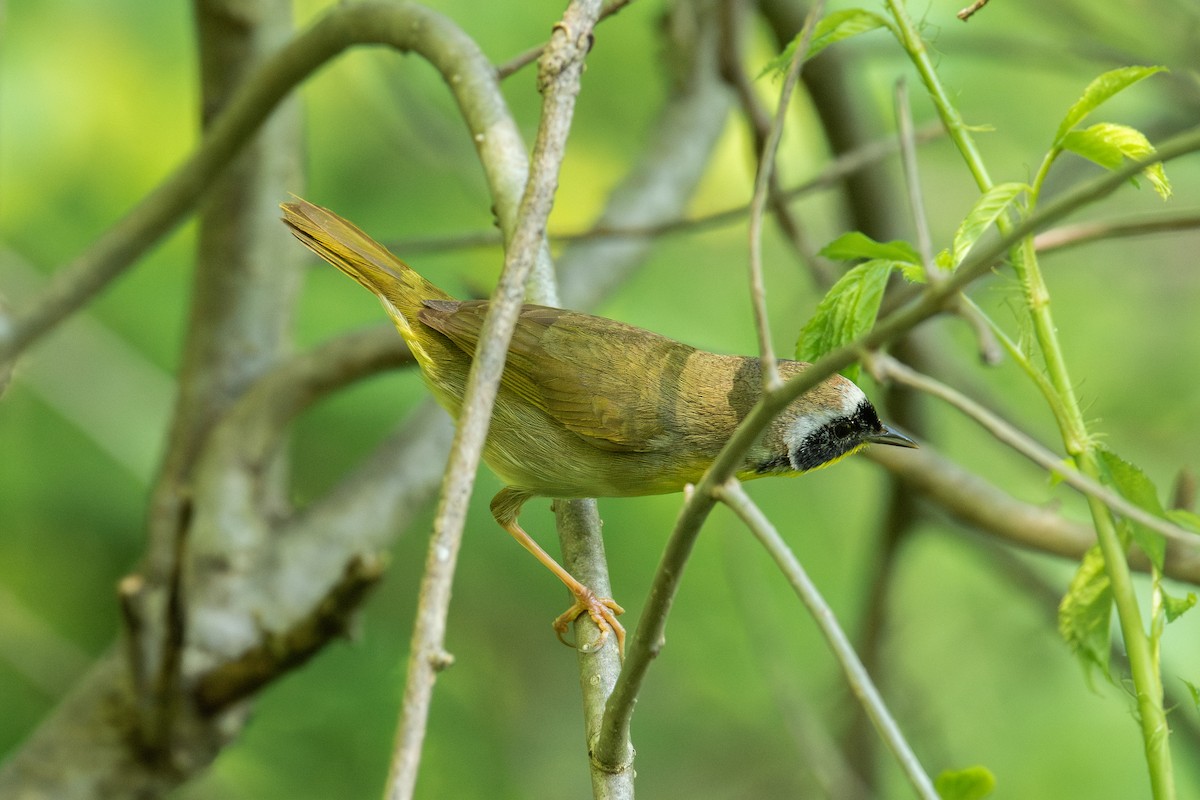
[883,1,1176,794]
[885,0,993,191]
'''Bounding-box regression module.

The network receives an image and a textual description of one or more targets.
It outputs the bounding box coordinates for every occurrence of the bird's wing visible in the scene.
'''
[418,300,690,452]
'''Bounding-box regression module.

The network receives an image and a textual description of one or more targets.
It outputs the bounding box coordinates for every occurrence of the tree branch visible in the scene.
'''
[2,1,304,795]
[194,554,387,713]
[384,3,603,798]
[0,1,553,368]
[554,500,632,799]
[1034,211,1200,255]
[136,0,308,752]
[496,0,635,80]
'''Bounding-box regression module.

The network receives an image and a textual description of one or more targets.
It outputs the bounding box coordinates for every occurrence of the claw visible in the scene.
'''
[553,587,626,660]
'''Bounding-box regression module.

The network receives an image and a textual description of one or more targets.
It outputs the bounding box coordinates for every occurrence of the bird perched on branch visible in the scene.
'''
[282,198,916,658]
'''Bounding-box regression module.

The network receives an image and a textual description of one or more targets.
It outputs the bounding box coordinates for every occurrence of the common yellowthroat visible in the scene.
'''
[281,198,916,657]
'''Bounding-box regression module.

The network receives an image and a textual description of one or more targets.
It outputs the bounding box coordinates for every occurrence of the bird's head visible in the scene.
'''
[751,365,916,477]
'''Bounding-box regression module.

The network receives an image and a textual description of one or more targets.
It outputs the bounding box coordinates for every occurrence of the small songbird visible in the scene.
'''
[281,198,916,657]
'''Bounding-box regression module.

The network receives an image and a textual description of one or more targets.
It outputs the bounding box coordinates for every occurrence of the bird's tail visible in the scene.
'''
[281,197,452,353]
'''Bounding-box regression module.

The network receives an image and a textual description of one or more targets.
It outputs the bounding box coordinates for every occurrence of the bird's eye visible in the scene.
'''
[832,420,855,439]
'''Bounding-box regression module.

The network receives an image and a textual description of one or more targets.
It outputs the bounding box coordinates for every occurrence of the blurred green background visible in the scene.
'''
[2,1,1200,797]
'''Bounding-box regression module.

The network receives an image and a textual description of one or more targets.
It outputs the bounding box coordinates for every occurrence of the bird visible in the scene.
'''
[281,197,917,658]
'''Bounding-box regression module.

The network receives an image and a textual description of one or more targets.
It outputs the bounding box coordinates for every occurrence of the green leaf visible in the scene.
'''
[758,46,797,80]
[806,9,891,60]
[1183,679,1200,711]
[1164,589,1197,623]
[1053,65,1167,145]
[1062,123,1172,199]
[820,231,921,264]
[935,248,955,272]
[1062,123,1137,169]
[758,9,891,77]
[1059,546,1113,684]
[951,183,1028,267]
[935,766,997,800]
[795,259,895,382]
[1097,448,1167,571]
[899,262,928,284]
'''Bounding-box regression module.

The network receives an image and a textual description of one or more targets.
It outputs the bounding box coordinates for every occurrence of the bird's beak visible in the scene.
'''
[866,424,918,449]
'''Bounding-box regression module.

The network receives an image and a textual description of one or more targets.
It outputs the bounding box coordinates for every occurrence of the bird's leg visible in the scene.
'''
[490,488,625,658]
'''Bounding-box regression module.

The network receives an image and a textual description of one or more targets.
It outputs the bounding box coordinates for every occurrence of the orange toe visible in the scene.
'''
[553,589,626,660]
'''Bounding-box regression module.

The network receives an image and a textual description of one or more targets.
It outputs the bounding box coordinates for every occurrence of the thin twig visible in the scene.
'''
[957,0,991,22]
[556,5,731,793]
[712,480,937,800]
[496,43,546,80]
[745,0,825,389]
[495,0,635,80]
[720,0,829,287]
[759,0,910,244]
[1034,211,1200,254]
[951,297,1004,365]
[384,3,604,798]
[594,469,718,769]
[894,79,935,276]
[872,354,1197,547]
[570,122,939,245]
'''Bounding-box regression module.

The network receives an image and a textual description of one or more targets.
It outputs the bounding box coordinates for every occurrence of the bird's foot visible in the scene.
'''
[553,587,626,660]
